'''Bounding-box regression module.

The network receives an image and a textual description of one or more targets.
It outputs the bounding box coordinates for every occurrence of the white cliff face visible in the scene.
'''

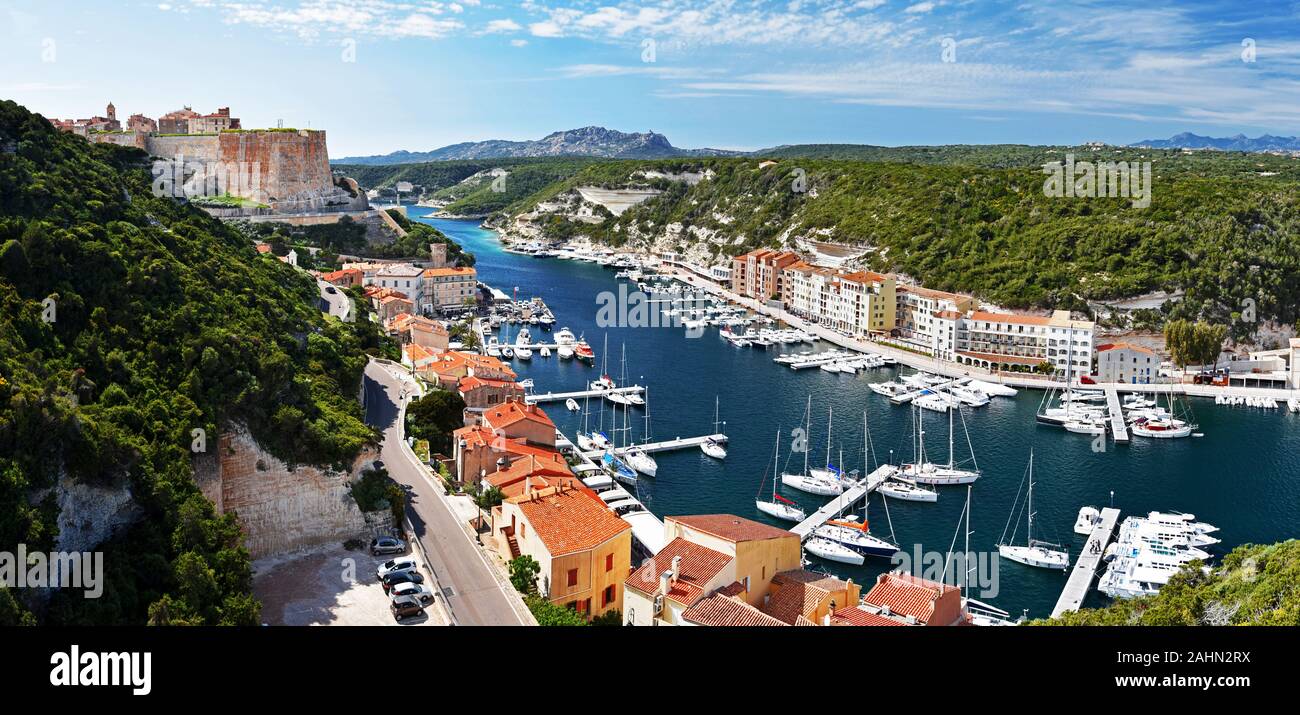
[50,472,143,553]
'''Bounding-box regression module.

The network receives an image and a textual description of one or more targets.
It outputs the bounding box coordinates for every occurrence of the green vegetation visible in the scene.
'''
[349,467,406,524]
[379,209,475,265]
[1164,319,1230,368]
[508,555,540,595]
[1036,541,1300,625]
[524,595,590,626]
[404,389,466,456]
[0,99,378,625]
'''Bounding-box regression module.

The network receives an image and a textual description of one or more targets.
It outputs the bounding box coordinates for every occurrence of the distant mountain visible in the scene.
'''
[336,126,741,165]
[1129,132,1300,152]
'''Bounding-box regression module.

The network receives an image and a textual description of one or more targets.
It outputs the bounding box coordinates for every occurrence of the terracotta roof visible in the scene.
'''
[486,453,579,498]
[458,375,523,393]
[861,572,955,624]
[1097,342,1157,356]
[423,266,476,278]
[830,607,907,627]
[255,244,272,254]
[681,593,788,627]
[898,284,968,302]
[482,399,554,431]
[513,487,629,557]
[669,514,794,544]
[761,570,852,624]
[970,310,1052,326]
[624,537,733,606]
[410,316,448,336]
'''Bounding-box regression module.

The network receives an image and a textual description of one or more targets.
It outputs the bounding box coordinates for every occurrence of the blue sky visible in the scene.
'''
[3,0,1300,157]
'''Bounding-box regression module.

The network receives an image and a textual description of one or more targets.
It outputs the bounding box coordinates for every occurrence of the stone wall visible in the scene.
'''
[195,424,380,559]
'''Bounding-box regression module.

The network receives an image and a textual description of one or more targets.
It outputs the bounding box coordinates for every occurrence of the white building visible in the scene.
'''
[370,263,425,308]
[953,310,1094,376]
[1095,342,1158,384]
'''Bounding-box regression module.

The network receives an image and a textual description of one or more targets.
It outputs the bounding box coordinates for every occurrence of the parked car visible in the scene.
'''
[325,285,337,294]
[376,556,417,581]
[382,570,424,593]
[389,582,434,605]
[370,537,407,556]
[391,594,425,621]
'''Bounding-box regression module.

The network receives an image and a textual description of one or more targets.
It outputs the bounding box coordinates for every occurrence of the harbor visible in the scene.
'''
[416,210,1300,619]
[1052,507,1122,617]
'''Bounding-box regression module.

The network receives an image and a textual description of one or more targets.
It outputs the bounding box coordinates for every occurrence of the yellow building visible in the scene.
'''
[622,514,858,626]
[494,485,632,620]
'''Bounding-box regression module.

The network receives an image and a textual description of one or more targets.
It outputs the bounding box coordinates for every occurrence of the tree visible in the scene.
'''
[405,390,466,454]
[525,595,589,626]
[1165,319,1227,370]
[508,555,540,595]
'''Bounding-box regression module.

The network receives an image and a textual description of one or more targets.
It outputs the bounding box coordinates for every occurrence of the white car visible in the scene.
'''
[389,582,435,605]
[376,556,418,581]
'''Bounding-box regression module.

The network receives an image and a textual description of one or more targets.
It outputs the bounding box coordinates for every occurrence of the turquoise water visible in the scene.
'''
[415,208,1300,618]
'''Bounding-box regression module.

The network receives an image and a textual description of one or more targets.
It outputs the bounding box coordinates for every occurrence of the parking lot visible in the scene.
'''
[253,542,449,626]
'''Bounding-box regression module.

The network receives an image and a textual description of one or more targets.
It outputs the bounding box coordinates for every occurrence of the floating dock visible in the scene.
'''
[1051,507,1122,618]
[789,465,897,540]
[525,385,645,404]
[580,433,727,459]
[1105,388,1129,443]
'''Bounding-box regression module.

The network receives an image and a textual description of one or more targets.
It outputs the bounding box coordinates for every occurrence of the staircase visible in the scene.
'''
[506,534,521,559]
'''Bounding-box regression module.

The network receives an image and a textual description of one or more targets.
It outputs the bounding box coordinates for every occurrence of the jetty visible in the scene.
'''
[579,433,727,460]
[789,465,897,540]
[1104,387,1129,442]
[1051,507,1122,618]
[525,385,645,404]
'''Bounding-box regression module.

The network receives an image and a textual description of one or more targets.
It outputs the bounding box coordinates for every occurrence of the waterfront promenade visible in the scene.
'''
[663,262,1300,399]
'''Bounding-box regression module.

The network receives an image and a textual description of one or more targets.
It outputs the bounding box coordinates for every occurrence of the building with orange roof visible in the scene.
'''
[422,265,478,312]
[492,485,632,620]
[376,294,415,324]
[452,424,556,486]
[731,248,800,301]
[482,452,579,499]
[782,261,897,337]
[623,514,803,626]
[857,571,967,626]
[478,399,556,447]
[457,374,523,409]
[1095,342,1159,384]
[321,268,362,288]
[420,350,516,389]
[401,343,439,373]
[955,309,1094,375]
[407,315,449,352]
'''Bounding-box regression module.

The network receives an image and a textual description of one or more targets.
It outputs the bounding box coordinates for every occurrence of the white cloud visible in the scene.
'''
[484,18,521,34]
[904,2,936,14]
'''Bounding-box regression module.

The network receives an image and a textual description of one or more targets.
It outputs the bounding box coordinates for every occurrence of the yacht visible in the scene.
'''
[868,380,911,398]
[574,337,595,363]
[1064,417,1106,435]
[701,397,727,459]
[1131,417,1192,439]
[948,385,990,407]
[898,403,980,486]
[997,451,1069,570]
[485,336,501,357]
[781,400,847,496]
[804,536,864,566]
[813,516,899,558]
[1073,506,1102,535]
[755,431,805,522]
[624,447,658,477]
[602,451,638,485]
[554,327,576,359]
[878,476,939,503]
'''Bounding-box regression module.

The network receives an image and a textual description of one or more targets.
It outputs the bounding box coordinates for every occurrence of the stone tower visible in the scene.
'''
[106,101,116,120]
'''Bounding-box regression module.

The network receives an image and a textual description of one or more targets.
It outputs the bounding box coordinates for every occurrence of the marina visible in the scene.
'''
[1051,507,1122,618]
[416,211,1300,619]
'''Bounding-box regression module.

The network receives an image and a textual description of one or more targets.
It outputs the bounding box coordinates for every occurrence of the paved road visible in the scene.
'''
[317,279,352,322]
[363,361,527,626]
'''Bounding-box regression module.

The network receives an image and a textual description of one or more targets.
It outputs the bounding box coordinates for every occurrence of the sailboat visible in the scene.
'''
[701,395,727,459]
[780,398,845,496]
[623,386,658,476]
[813,515,899,558]
[878,475,939,503]
[804,535,865,565]
[898,402,980,486]
[756,431,805,522]
[997,450,1069,570]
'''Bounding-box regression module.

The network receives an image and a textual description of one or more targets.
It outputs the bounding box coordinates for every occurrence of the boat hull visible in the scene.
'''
[781,473,844,496]
[755,500,804,523]
[878,482,939,502]
[998,544,1069,570]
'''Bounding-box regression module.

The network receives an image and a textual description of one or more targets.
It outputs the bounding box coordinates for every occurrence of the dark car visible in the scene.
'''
[325,286,337,294]
[381,570,424,593]
[370,536,407,556]
[391,594,425,621]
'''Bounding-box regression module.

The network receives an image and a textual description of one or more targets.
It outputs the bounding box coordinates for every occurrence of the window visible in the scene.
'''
[605,554,614,572]
[567,568,578,587]
[602,585,616,607]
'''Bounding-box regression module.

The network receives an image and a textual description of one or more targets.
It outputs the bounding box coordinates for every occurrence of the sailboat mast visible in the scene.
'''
[803,395,811,476]
[773,431,781,500]
[825,406,833,470]
[948,400,955,468]
[963,484,972,600]
[1026,450,1034,544]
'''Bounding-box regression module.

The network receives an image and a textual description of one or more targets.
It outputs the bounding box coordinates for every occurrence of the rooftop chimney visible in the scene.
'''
[659,570,671,596]
[670,555,681,582]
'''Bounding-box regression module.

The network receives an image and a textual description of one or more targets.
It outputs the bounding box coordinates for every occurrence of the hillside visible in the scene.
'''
[334,126,740,165]
[0,100,381,625]
[1131,132,1300,153]
[1036,541,1300,625]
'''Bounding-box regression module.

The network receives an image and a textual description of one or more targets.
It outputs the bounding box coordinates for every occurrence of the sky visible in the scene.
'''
[3,0,1300,158]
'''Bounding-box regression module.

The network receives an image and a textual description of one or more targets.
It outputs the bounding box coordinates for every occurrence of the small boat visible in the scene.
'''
[602,451,638,484]
[514,345,532,360]
[701,437,727,460]
[868,380,910,398]
[804,536,864,566]
[565,398,580,412]
[878,477,939,503]
[518,378,534,390]
[624,447,658,477]
[539,346,551,358]
[813,517,899,558]
[500,345,515,359]
[1074,506,1102,535]
[1064,418,1106,435]
[997,451,1069,570]
[574,338,595,363]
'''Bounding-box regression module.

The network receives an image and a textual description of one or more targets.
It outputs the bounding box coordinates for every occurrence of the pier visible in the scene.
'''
[1104,388,1130,443]
[525,385,645,404]
[1051,507,1122,618]
[579,433,727,459]
[789,465,897,540]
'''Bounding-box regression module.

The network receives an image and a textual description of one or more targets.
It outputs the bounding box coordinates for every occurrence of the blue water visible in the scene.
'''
[416,208,1300,618]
